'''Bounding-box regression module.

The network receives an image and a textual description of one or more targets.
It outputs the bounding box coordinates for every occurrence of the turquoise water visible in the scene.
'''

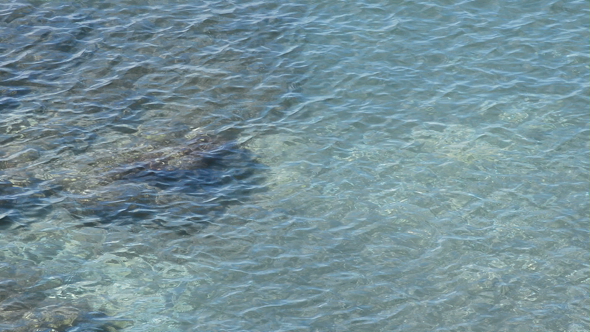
[0,0,588,331]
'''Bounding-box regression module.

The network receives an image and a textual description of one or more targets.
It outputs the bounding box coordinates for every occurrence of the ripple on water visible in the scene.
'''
[0,0,588,331]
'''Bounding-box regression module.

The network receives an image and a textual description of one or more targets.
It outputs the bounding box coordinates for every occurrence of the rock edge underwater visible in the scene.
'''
[1,134,266,229]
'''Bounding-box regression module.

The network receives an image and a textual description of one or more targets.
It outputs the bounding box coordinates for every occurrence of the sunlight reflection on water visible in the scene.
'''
[0,0,588,331]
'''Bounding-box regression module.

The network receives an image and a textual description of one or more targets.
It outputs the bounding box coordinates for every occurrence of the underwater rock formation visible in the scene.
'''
[99,135,256,187]
[0,271,131,332]
[0,134,265,229]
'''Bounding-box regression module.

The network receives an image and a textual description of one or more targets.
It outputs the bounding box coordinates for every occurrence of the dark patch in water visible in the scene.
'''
[101,135,252,186]
[0,134,266,231]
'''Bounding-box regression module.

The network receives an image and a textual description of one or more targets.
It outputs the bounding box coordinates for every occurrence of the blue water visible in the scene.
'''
[0,0,588,331]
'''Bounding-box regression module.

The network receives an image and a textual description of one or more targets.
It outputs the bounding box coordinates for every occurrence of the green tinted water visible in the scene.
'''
[0,0,588,331]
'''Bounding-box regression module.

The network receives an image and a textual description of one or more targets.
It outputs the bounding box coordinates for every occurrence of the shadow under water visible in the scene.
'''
[0,133,267,232]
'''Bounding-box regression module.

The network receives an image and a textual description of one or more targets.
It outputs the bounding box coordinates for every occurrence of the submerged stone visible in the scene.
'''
[99,134,254,186]
[0,274,132,332]
[0,134,265,229]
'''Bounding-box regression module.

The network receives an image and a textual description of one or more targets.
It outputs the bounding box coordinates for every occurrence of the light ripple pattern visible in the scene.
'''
[0,0,588,331]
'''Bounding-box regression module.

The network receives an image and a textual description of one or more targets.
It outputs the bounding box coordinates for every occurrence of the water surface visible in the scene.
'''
[0,0,588,331]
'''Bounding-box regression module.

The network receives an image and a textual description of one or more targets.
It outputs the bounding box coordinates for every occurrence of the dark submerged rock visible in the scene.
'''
[100,135,254,186]
[63,134,266,228]
[0,133,265,230]
[0,270,131,332]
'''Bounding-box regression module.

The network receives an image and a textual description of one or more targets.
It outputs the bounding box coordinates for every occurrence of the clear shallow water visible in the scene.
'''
[0,0,588,331]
